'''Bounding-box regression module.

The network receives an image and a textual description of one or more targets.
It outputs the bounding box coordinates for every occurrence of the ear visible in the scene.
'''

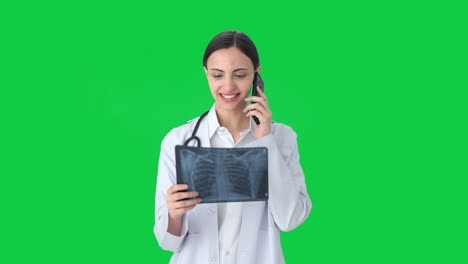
[203,66,208,75]
[256,65,262,73]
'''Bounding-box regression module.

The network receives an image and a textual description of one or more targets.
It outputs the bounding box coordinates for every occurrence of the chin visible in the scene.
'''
[216,98,245,112]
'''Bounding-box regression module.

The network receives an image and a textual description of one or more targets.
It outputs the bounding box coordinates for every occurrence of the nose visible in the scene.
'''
[224,76,236,91]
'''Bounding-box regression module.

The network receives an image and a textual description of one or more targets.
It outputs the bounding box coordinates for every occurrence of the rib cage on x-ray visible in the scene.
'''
[176,146,268,203]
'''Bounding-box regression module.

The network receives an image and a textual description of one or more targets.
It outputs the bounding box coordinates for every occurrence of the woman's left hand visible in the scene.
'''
[243,86,272,138]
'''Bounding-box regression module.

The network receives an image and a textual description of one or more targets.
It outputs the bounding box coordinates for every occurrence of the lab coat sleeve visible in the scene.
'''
[244,127,312,231]
[154,129,189,251]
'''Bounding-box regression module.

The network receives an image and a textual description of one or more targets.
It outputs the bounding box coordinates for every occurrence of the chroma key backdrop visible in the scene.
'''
[1,0,466,263]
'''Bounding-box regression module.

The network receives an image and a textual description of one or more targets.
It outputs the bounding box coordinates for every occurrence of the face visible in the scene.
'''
[204,47,260,112]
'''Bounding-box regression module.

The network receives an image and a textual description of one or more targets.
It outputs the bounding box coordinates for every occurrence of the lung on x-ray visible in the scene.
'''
[175,146,268,203]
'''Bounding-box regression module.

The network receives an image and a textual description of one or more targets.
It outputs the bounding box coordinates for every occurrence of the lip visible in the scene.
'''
[219,93,240,103]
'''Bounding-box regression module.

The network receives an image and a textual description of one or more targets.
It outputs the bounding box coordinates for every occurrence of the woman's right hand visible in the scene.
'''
[166,184,202,220]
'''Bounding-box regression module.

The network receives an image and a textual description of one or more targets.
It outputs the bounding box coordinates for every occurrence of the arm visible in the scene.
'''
[153,131,189,251]
[245,129,312,231]
[244,87,312,231]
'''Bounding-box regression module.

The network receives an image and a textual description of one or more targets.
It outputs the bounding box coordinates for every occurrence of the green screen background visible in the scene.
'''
[1,0,466,263]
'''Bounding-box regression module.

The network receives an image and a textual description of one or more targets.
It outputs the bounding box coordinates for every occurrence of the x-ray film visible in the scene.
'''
[175,146,268,203]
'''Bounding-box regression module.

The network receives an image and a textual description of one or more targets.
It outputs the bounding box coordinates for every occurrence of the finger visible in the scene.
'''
[171,198,202,210]
[244,96,267,105]
[170,204,198,217]
[167,184,188,195]
[246,110,266,122]
[167,191,198,203]
[178,198,202,209]
[247,106,271,119]
[171,191,199,202]
[244,100,272,119]
[257,86,267,99]
[244,98,269,114]
[243,103,266,114]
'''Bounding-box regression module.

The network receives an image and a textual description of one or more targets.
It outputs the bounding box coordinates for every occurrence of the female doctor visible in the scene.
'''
[154,30,312,264]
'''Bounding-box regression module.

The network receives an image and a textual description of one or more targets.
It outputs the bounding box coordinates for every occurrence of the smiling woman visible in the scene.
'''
[154,30,312,264]
[205,47,260,117]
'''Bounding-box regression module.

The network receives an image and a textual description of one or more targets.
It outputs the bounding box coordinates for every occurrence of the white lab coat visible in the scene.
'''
[154,113,312,264]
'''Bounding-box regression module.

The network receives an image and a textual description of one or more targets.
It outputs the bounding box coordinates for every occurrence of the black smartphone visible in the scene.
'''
[251,72,264,125]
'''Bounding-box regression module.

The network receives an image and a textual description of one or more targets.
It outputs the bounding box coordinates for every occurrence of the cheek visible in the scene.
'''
[239,79,252,92]
[208,81,220,98]
[208,80,217,93]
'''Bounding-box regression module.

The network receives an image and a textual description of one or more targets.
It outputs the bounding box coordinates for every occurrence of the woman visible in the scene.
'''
[154,30,312,264]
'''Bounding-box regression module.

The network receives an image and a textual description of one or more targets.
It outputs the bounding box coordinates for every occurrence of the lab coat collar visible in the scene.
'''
[192,111,211,148]
[207,104,219,141]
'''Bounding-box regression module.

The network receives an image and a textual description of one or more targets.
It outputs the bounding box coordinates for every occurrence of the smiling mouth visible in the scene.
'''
[220,93,240,99]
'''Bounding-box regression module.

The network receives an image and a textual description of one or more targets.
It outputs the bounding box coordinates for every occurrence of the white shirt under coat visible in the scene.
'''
[208,105,258,264]
[154,104,312,264]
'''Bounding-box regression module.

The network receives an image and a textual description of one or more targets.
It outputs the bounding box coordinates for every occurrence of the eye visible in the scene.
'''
[235,74,246,78]
[213,75,222,79]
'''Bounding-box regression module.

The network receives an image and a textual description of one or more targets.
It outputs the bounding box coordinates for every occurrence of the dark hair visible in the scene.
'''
[203,30,260,70]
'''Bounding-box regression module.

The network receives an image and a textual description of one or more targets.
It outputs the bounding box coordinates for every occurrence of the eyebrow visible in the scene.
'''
[209,68,249,72]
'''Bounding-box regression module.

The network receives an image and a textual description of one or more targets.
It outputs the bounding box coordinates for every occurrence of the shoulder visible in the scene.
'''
[272,121,297,137]
[160,115,203,147]
[271,121,298,146]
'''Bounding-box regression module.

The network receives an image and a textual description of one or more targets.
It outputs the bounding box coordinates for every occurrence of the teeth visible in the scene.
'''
[221,94,237,99]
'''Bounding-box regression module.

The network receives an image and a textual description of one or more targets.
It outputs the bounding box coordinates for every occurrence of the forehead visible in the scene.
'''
[206,47,254,70]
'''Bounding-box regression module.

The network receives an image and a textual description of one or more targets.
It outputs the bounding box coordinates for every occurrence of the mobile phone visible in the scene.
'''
[251,72,264,125]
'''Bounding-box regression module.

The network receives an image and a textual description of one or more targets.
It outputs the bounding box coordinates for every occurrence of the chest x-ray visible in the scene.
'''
[175,146,268,203]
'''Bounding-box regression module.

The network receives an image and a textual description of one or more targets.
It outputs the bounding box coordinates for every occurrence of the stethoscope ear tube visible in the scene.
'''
[183,111,209,147]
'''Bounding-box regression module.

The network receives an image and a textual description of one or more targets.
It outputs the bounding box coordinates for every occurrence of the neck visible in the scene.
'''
[215,103,250,132]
